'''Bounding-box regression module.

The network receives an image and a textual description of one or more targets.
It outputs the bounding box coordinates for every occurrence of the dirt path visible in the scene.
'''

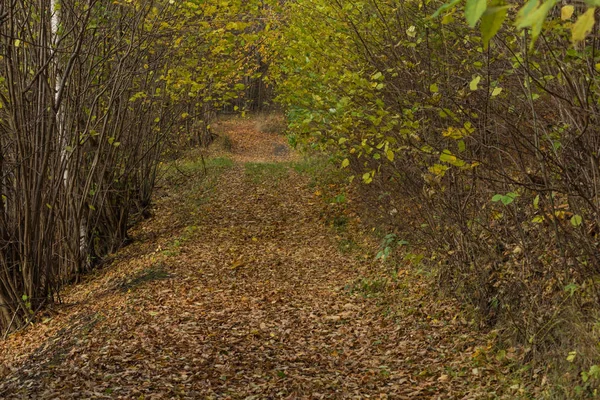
[0,119,512,399]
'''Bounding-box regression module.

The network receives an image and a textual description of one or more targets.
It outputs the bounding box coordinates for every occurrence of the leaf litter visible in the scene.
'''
[0,118,521,399]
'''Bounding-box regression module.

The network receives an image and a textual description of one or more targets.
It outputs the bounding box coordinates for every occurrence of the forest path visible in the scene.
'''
[0,119,510,399]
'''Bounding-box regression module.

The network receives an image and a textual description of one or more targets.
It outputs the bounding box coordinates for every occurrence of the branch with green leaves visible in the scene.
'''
[433,0,598,47]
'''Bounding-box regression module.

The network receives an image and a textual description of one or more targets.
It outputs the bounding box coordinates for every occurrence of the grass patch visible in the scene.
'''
[206,156,234,170]
[157,154,234,224]
[160,154,233,186]
[245,162,289,184]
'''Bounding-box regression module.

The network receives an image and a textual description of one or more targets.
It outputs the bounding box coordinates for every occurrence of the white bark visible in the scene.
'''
[51,0,89,265]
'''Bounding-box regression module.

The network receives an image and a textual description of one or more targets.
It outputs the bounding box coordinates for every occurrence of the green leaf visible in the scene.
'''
[470,76,481,91]
[589,365,600,379]
[465,0,488,27]
[440,150,458,164]
[430,83,439,93]
[496,349,507,361]
[502,192,518,205]
[564,283,578,295]
[493,192,518,205]
[582,371,590,383]
[481,5,509,49]
[515,0,557,47]
[570,214,583,227]
[431,0,461,18]
[572,8,596,44]
[491,87,503,96]
[567,351,577,362]
[341,158,350,168]
[386,149,395,161]
[516,0,541,28]
[429,163,449,177]
[439,149,466,167]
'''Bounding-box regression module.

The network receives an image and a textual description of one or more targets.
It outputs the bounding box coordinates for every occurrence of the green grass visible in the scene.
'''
[158,154,234,224]
[244,162,289,184]
[206,156,234,170]
[160,155,233,186]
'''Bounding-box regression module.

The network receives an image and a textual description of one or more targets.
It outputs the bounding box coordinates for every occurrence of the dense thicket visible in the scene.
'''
[0,0,178,333]
[269,0,600,392]
[0,0,272,334]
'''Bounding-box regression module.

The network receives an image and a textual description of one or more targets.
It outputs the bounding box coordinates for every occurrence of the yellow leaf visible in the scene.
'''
[470,76,481,91]
[491,87,503,96]
[561,5,574,20]
[572,8,596,44]
[341,158,350,168]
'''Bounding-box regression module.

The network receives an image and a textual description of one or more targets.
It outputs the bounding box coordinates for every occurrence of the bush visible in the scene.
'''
[270,0,600,393]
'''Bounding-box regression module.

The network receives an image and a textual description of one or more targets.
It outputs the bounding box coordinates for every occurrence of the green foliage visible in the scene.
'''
[376,234,409,261]
[492,192,519,206]
[267,0,600,394]
[434,0,597,46]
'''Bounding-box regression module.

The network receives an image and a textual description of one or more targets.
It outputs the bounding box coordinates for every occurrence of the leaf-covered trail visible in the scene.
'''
[0,120,511,399]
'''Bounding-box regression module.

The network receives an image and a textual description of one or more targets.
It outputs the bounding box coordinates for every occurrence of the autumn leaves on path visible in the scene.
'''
[0,119,510,399]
